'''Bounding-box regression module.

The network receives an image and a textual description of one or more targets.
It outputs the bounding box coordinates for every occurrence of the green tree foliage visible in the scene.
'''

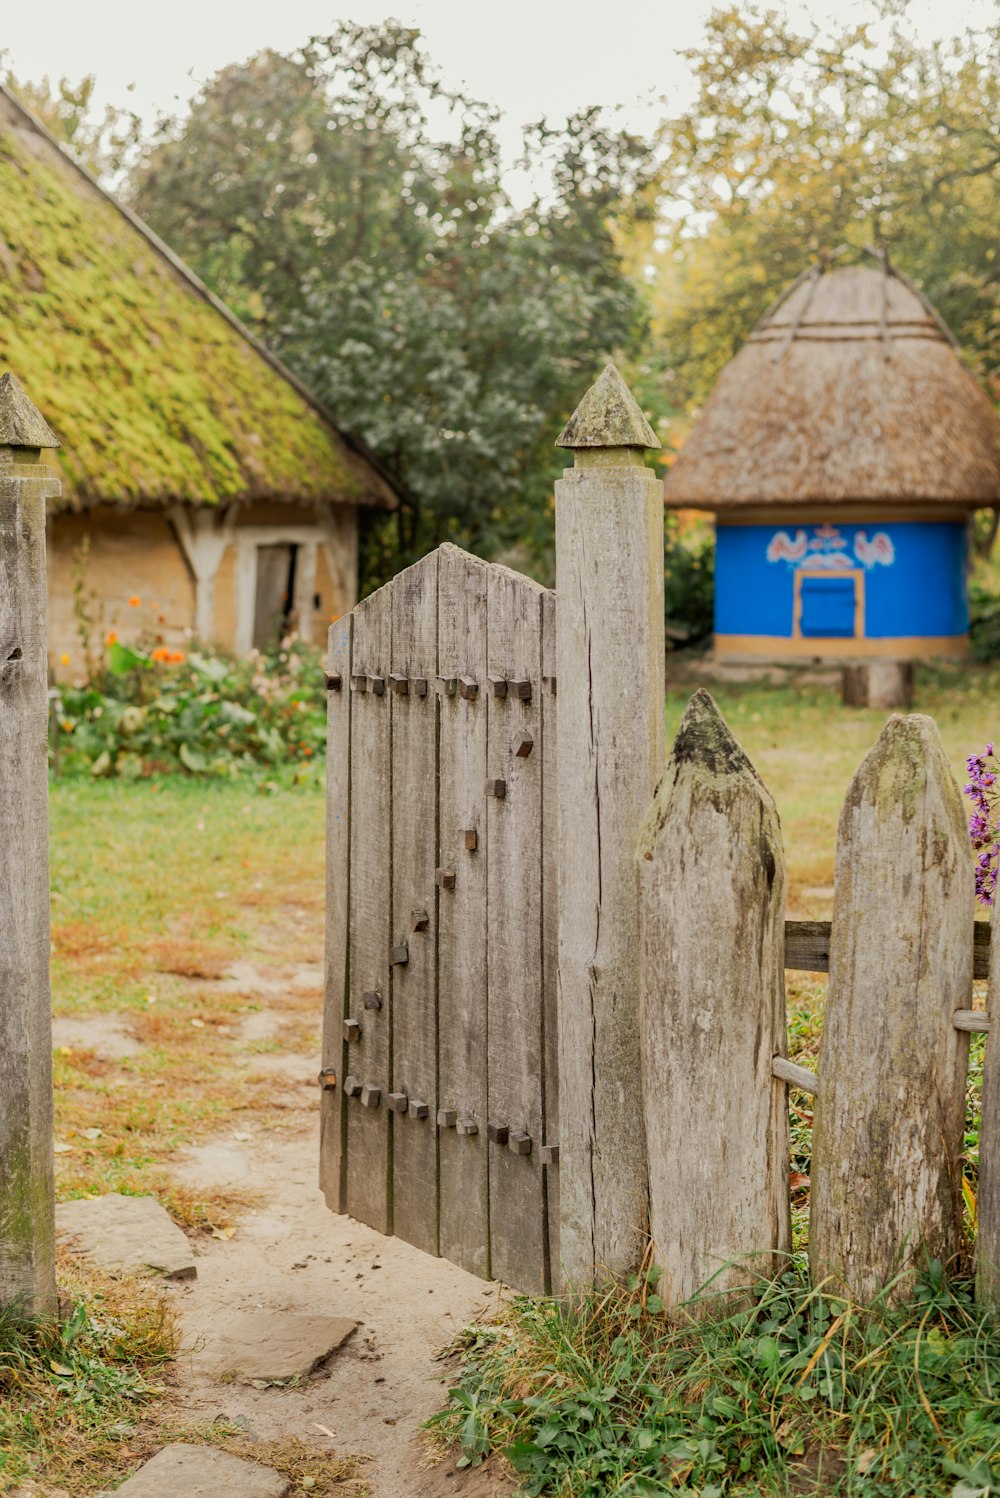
[0,59,141,177]
[127,25,660,585]
[651,6,1000,409]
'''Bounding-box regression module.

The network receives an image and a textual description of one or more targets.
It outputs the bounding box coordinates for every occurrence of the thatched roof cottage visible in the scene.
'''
[0,84,401,666]
[664,260,1000,661]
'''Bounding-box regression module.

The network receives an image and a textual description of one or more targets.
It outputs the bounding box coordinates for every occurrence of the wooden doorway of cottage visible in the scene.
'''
[252,541,298,649]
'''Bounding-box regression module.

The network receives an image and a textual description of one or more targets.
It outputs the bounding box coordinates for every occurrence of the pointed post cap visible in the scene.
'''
[0,372,60,450]
[556,362,658,451]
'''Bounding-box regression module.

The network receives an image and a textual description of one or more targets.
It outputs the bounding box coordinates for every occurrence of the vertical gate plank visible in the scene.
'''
[487,565,548,1292]
[637,691,790,1309]
[345,583,393,1235]
[390,554,440,1257]
[541,588,560,1283]
[810,714,973,1300]
[978,906,1000,1302]
[320,614,353,1212]
[438,545,491,1277]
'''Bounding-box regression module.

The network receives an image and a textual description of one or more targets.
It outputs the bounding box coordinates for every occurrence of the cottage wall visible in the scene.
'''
[48,508,194,674]
[714,516,969,660]
[48,501,359,675]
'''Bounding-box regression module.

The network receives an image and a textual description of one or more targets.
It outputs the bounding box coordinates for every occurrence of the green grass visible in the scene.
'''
[48,777,325,1224]
[0,1256,178,1492]
[429,1259,1000,1496]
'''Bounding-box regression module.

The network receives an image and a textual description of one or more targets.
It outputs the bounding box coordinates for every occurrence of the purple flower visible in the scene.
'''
[965,742,1000,907]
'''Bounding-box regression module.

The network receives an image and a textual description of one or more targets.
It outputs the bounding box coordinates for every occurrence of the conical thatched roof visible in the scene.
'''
[663,262,1000,511]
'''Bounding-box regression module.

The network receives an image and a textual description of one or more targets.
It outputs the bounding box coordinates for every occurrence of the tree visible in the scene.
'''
[127,25,660,585]
[650,6,1000,409]
[0,60,141,177]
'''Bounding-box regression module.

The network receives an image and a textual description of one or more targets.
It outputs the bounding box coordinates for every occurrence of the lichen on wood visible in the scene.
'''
[637,689,789,1311]
[810,714,973,1301]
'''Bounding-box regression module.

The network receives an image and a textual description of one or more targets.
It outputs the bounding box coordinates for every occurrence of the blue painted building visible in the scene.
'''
[663,263,1000,661]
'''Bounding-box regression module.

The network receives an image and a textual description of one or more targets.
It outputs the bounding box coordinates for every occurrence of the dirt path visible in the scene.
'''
[160,934,514,1498]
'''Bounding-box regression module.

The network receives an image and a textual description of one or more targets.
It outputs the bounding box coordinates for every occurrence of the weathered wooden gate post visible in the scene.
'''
[0,373,61,1312]
[555,363,664,1286]
[637,690,790,1310]
[810,714,972,1300]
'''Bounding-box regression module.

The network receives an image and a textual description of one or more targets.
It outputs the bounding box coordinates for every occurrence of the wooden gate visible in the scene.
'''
[320,543,559,1292]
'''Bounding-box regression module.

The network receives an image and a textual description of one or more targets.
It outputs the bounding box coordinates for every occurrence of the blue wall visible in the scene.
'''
[714,520,968,641]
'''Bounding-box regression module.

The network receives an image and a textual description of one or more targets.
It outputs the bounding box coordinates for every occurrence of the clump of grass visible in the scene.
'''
[427,1259,1000,1496]
[0,1254,179,1492]
[167,1420,371,1494]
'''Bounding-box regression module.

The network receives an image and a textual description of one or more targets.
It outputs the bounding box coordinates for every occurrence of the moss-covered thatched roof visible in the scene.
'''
[0,85,399,514]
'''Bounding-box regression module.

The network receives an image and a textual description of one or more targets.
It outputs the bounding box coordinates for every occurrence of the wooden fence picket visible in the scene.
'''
[344,586,394,1235]
[810,714,973,1300]
[486,565,549,1293]
[319,613,352,1213]
[389,554,440,1256]
[437,546,491,1278]
[637,689,790,1309]
[541,589,560,1275]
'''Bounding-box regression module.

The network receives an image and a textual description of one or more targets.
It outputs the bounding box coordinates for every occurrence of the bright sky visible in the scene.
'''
[3,0,995,196]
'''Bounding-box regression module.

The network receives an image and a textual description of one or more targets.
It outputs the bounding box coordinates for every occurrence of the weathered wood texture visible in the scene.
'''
[319,615,352,1211]
[344,588,393,1235]
[324,543,558,1290]
[977,906,1000,1302]
[555,444,665,1287]
[487,565,548,1293]
[390,555,439,1256]
[810,714,973,1300]
[541,589,560,1275]
[784,918,990,979]
[437,547,490,1277]
[0,418,60,1312]
[638,691,790,1309]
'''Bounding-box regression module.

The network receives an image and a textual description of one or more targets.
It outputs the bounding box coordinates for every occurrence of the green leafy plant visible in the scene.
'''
[50,633,326,782]
[664,518,715,646]
[0,1270,177,1489]
[428,1260,1000,1496]
[970,583,1000,663]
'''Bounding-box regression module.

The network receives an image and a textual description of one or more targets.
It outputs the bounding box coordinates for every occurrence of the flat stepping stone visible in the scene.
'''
[109,1443,290,1497]
[56,1194,195,1280]
[190,1310,357,1382]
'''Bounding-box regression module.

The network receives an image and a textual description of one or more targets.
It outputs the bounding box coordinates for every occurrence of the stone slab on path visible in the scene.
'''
[56,1194,196,1280]
[106,1443,290,1497]
[190,1309,357,1382]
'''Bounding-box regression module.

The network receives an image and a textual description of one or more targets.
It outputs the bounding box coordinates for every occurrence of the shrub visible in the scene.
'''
[970,582,1000,662]
[50,633,326,782]
[664,520,715,647]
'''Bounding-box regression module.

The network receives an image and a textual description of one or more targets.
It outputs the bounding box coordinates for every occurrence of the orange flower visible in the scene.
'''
[59,652,70,667]
[151,646,171,663]
[168,650,186,664]
[128,596,141,608]
[302,746,314,757]
[106,631,118,646]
